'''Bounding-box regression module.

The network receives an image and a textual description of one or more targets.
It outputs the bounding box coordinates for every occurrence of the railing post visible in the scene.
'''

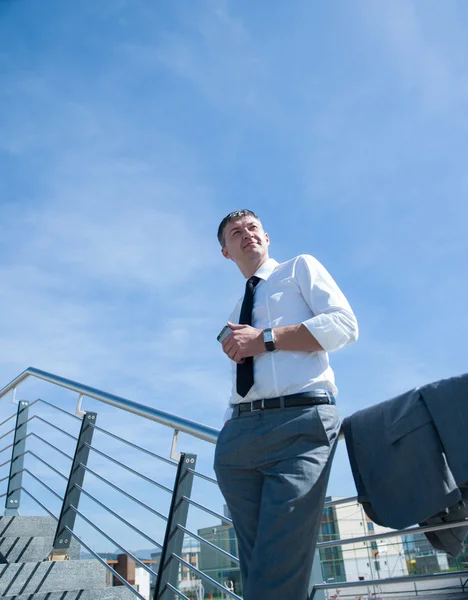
[154,452,197,600]
[49,411,97,560]
[4,400,29,516]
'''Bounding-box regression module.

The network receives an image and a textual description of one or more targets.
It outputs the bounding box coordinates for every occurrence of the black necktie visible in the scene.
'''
[236,276,260,397]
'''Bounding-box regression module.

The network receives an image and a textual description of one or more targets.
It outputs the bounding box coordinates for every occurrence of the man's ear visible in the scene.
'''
[265,232,270,246]
[221,247,231,260]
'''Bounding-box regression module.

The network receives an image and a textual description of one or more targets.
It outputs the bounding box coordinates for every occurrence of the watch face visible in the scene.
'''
[264,329,273,343]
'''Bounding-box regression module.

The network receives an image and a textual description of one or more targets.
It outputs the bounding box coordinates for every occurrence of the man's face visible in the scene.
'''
[221,216,270,265]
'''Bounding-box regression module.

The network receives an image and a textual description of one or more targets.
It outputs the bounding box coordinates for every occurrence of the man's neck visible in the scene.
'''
[239,255,270,278]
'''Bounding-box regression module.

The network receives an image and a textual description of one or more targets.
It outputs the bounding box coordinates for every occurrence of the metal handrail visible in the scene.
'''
[0,367,218,443]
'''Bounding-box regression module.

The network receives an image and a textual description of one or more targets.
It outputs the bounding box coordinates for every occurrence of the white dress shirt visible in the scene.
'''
[225,255,358,417]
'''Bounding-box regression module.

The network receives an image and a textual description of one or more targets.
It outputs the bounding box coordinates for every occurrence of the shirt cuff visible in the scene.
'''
[302,311,358,352]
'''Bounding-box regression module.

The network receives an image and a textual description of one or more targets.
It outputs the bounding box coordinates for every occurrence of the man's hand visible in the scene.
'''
[222,322,265,363]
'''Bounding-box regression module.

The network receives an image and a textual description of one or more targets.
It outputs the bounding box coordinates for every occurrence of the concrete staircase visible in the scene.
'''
[0,516,135,600]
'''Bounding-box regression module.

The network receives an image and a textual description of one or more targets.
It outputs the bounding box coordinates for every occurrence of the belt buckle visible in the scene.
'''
[251,398,265,411]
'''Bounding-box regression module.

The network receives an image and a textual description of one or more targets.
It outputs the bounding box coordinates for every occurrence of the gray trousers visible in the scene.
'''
[214,404,341,599]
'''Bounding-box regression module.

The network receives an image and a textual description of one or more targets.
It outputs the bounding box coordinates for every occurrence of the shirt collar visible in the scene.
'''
[252,258,279,282]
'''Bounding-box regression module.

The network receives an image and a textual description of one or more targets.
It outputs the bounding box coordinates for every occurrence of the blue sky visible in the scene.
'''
[1,0,468,551]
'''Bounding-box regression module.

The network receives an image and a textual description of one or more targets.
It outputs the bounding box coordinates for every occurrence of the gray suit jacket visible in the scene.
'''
[343,373,468,557]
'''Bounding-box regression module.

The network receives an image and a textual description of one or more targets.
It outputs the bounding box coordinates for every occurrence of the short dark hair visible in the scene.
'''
[217,209,261,247]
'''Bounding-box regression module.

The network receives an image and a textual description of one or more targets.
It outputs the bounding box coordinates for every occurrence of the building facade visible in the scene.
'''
[318,498,408,584]
[197,522,241,596]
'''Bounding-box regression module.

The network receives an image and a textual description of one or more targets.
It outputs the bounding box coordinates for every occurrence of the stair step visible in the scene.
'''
[0,560,107,597]
[0,536,80,563]
[0,586,138,600]
[0,517,57,539]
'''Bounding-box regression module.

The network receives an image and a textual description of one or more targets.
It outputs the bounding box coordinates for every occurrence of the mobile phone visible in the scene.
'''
[217,325,233,343]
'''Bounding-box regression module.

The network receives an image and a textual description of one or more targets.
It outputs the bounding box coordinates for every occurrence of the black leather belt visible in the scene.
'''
[234,391,335,414]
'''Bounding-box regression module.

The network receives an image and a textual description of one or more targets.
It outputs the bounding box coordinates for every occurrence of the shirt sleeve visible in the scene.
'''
[296,254,359,352]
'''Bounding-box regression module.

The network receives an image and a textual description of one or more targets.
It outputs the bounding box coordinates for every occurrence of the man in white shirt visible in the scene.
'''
[214,209,358,599]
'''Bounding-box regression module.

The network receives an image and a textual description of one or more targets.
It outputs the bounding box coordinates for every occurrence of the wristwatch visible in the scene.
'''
[263,328,276,352]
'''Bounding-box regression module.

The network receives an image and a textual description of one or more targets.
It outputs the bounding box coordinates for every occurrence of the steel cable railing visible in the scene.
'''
[1,402,173,597]
[177,523,239,565]
[27,432,74,461]
[84,442,174,493]
[22,446,171,532]
[18,458,158,599]
[172,553,242,600]
[33,415,78,441]
[317,517,468,550]
[19,487,145,600]
[36,398,82,421]
[73,482,164,550]
[0,442,14,455]
[68,503,158,579]
[314,568,468,592]
[165,582,191,600]
[27,449,69,479]
[187,467,218,485]
[22,468,64,501]
[182,495,233,525]
[15,452,167,574]
[89,422,178,467]
[81,463,169,522]
[0,413,16,429]
[0,427,15,443]
[1,368,467,600]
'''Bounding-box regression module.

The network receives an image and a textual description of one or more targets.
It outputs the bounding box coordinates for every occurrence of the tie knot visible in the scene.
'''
[248,276,260,288]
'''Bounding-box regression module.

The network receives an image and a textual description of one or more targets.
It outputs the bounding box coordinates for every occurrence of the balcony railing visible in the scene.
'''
[1,367,467,599]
